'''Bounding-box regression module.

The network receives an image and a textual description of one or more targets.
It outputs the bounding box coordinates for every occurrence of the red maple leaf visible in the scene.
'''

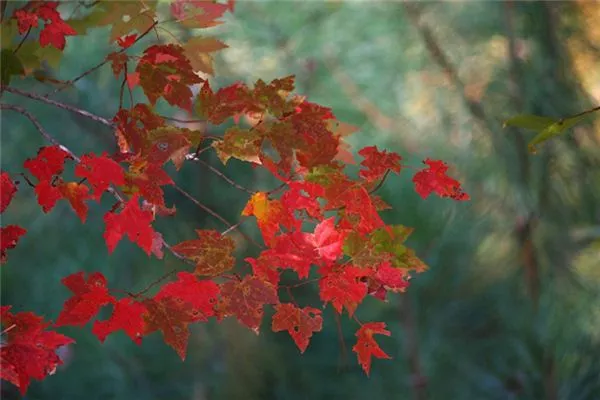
[116,33,137,49]
[75,153,125,200]
[241,192,296,246]
[272,303,323,353]
[23,145,70,182]
[136,44,203,111]
[319,266,371,316]
[1,171,17,213]
[352,322,391,376]
[1,225,27,264]
[217,275,279,333]
[124,161,173,208]
[142,296,197,360]
[306,217,345,263]
[32,180,90,222]
[358,146,402,182]
[55,272,115,327]
[103,195,157,255]
[92,298,146,344]
[412,159,470,201]
[154,272,220,321]
[1,306,74,395]
[13,2,76,50]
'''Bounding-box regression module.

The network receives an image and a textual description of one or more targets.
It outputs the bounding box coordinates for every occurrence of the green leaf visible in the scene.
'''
[503,114,558,131]
[1,49,24,86]
[527,114,589,153]
[504,112,596,153]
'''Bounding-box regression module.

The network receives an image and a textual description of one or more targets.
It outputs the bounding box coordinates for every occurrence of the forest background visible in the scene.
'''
[1,1,599,399]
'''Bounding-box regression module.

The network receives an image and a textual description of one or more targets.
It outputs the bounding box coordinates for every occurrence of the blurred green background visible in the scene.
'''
[2,1,600,399]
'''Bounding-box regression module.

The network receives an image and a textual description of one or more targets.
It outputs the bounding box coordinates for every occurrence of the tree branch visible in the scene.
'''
[4,87,114,127]
[171,184,264,249]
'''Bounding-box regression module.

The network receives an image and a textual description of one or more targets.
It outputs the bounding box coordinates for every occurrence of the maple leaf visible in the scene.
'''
[55,272,115,327]
[1,225,27,264]
[272,303,323,353]
[172,230,235,277]
[319,266,371,316]
[57,181,90,222]
[39,18,77,50]
[13,2,77,50]
[92,298,146,344]
[116,33,137,49]
[33,179,61,213]
[142,296,197,360]
[280,181,325,220]
[183,36,228,75]
[23,145,70,182]
[307,217,345,263]
[143,126,201,170]
[124,161,173,208]
[1,306,74,395]
[212,126,262,165]
[1,171,17,213]
[136,44,203,111]
[113,104,165,153]
[75,153,125,200]
[358,146,402,182]
[170,0,229,29]
[103,195,156,255]
[368,261,410,300]
[245,255,280,287]
[195,81,255,125]
[412,159,470,201]
[241,192,294,246]
[96,1,157,43]
[217,275,279,333]
[352,322,391,376]
[154,272,220,321]
[106,52,129,77]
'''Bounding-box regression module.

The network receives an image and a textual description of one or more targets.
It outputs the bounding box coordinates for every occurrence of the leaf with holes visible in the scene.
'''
[154,272,220,321]
[142,296,196,360]
[55,272,115,327]
[172,230,235,277]
[412,159,469,201]
[272,303,322,353]
[353,322,391,376]
[92,298,146,344]
[217,275,279,332]
[1,306,74,395]
[319,266,371,316]
[358,146,401,182]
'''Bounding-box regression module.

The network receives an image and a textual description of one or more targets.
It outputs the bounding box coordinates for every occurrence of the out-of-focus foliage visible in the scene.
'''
[1,1,599,399]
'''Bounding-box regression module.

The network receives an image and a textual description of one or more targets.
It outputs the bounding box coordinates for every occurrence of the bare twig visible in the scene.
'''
[4,87,114,127]
[171,184,264,249]
[191,158,255,195]
[46,20,159,96]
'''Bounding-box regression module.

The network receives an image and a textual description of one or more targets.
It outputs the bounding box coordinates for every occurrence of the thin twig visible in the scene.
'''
[171,184,264,249]
[4,87,114,127]
[13,27,31,55]
[192,158,255,195]
[47,20,159,96]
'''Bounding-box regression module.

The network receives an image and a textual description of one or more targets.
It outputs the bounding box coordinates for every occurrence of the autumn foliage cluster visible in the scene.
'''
[0,0,469,395]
